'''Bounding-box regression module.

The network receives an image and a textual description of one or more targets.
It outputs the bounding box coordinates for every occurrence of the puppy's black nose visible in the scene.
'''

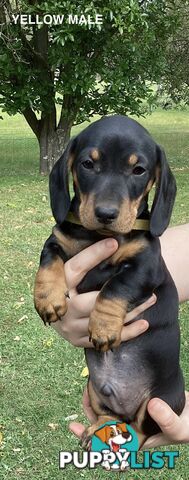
[122,431,131,440]
[95,206,119,224]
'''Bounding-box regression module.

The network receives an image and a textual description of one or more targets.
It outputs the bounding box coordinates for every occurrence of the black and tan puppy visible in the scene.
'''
[34,115,185,447]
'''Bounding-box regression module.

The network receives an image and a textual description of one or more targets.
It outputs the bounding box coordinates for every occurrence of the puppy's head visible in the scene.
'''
[50,115,176,236]
[94,422,132,450]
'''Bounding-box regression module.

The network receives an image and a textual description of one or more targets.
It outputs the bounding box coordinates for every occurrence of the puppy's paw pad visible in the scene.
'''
[80,431,92,451]
[35,294,68,324]
[89,330,121,352]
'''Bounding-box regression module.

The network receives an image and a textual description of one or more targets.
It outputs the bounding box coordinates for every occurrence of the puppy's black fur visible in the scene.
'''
[34,115,185,441]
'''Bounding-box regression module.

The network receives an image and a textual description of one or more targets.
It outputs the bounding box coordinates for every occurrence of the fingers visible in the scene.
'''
[65,238,118,289]
[121,295,156,341]
[51,295,154,347]
[141,393,189,449]
[72,330,94,348]
[71,293,156,323]
[121,319,149,342]
[124,294,157,323]
[146,396,188,445]
[70,291,99,317]
[73,318,149,347]
[69,422,85,438]
[74,336,94,348]
[51,317,94,347]
[51,289,155,348]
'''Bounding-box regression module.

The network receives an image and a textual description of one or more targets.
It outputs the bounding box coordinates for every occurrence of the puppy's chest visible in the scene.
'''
[54,225,131,288]
[77,231,141,293]
[54,226,147,293]
[54,225,127,258]
[53,225,93,257]
[77,255,129,294]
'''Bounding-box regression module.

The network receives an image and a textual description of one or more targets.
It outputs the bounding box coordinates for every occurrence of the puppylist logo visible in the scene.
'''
[59,420,179,471]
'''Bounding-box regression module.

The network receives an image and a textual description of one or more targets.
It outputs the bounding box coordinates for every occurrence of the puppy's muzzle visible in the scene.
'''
[95,206,119,224]
[122,431,132,440]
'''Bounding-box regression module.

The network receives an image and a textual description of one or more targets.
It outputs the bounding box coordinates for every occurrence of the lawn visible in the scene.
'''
[0,107,189,480]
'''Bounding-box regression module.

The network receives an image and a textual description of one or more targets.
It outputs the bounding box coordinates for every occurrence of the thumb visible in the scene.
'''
[65,238,118,289]
[69,422,85,438]
[147,398,182,442]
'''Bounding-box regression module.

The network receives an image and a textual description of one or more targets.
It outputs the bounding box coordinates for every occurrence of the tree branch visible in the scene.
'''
[23,107,40,139]
[33,23,48,61]
[58,95,81,130]
[19,26,49,70]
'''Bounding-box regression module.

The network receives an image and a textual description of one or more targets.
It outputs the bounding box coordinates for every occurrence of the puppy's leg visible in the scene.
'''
[81,381,148,452]
[34,258,69,325]
[89,296,127,352]
[88,249,155,351]
[34,233,69,324]
[81,380,120,450]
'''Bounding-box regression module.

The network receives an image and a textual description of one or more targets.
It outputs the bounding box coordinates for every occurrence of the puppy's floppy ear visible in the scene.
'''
[117,422,128,434]
[49,138,76,224]
[94,426,109,444]
[150,145,176,237]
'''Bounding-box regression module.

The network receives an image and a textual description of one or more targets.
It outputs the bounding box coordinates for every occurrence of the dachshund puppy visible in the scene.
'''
[34,115,185,448]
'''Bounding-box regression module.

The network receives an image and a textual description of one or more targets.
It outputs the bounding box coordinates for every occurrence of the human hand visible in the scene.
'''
[142,392,189,448]
[51,238,156,347]
[69,389,189,448]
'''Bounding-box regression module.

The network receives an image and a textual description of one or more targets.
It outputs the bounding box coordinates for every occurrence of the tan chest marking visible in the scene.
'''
[110,238,148,264]
[53,226,92,257]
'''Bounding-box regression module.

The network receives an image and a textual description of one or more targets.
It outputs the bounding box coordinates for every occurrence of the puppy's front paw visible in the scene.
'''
[34,261,69,324]
[80,421,105,450]
[34,285,68,324]
[89,317,121,352]
[88,297,126,352]
[80,427,93,451]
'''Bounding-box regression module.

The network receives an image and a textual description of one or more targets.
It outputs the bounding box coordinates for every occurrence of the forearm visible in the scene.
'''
[160,224,189,303]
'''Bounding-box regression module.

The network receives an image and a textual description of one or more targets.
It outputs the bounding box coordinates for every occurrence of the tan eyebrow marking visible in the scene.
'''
[128,154,138,166]
[90,148,100,161]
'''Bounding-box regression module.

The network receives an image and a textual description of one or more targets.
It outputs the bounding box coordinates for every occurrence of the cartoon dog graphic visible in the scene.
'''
[94,422,132,470]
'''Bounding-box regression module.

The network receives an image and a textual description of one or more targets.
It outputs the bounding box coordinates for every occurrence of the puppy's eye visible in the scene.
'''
[133,165,146,176]
[82,159,94,170]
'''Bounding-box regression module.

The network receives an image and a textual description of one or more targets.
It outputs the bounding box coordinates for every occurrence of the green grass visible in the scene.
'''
[0,107,189,480]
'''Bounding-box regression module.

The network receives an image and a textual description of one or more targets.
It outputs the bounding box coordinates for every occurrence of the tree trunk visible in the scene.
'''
[39,115,73,175]
[23,97,78,175]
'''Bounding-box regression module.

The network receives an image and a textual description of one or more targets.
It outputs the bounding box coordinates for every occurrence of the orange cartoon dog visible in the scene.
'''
[94,422,132,470]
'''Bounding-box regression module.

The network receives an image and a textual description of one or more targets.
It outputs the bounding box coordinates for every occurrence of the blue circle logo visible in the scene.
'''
[91,421,139,471]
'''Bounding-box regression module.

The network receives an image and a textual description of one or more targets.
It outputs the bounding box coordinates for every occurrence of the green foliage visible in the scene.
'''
[0,0,177,122]
[160,0,189,106]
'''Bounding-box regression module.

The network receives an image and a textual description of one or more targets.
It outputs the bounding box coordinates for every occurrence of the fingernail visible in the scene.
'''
[139,320,149,331]
[149,399,162,412]
[105,238,117,248]
[148,399,168,419]
[147,294,156,305]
